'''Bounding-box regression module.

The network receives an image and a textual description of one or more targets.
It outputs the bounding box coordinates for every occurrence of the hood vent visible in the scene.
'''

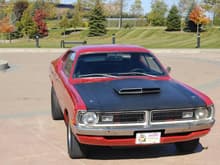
[116,88,160,95]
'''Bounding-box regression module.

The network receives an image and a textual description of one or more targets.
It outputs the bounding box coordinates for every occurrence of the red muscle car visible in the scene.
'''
[49,45,215,159]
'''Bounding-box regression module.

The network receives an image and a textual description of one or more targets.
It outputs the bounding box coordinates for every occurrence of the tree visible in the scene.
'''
[0,17,14,33]
[189,6,210,28]
[33,9,48,37]
[59,16,69,29]
[81,0,105,8]
[0,9,5,20]
[103,0,121,17]
[0,0,5,19]
[0,16,15,42]
[189,5,210,48]
[179,0,196,16]
[81,0,105,16]
[166,5,181,31]
[45,3,57,19]
[213,10,220,25]
[18,8,38,39]
[202,0,220,25]
[59,16,69,38]
[147,0,167,26]
[88,0,107,37]
[130,0,144,17]
[13,0,29,22]
[29,0,57,19]
[185,2,197,32]
[178,0,195,31]
[70,0,83,28]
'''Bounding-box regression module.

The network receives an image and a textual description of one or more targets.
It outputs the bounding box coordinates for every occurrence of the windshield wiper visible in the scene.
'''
[78,73,117,78]
[117,72,157,77]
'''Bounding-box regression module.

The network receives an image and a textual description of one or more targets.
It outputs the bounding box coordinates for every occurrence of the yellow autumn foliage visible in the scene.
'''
[189,6,210,25]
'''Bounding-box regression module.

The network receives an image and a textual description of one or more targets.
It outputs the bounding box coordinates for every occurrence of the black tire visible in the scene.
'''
[51,86,64,120]
[175,139,199,153]
[67,123,87,159]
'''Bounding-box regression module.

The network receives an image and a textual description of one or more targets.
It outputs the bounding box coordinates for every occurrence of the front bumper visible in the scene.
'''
[72,118,215,146]
[73,119,215,136]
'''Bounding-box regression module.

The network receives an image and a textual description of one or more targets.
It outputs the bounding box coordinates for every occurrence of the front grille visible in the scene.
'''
[151,109,195,122]
[98,112,145,124]
[113,112,145,123]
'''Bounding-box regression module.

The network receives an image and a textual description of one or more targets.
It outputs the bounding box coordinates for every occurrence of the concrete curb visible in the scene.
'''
[0,60,9,71]
[0,48,220,54]
[0,48,68,53]
[150,49,220,54]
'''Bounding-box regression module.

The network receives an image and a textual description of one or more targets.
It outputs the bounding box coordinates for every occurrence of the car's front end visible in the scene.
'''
[72,90,215,146]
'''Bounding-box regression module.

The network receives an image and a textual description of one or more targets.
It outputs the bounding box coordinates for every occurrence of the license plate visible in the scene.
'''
[135,132,161,144]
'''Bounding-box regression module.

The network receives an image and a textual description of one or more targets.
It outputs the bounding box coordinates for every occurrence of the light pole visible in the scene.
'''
[35,35,40,48]
[112,33,116,44]
[119,0,123,28]
[196,23,200,48]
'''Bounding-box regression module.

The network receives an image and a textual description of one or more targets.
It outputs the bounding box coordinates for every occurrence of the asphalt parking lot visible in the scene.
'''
[0,49,219,165]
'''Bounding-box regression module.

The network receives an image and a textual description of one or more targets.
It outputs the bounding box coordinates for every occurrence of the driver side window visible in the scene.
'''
[63,51,76,77]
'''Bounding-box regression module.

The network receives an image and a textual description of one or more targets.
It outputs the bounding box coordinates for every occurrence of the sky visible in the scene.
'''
[61,0,178,14]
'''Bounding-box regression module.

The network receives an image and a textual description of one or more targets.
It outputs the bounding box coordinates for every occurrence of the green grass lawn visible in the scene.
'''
[0,27,220,48]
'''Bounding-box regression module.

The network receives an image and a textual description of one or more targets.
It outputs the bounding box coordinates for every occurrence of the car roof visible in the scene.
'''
[71,44,151,55]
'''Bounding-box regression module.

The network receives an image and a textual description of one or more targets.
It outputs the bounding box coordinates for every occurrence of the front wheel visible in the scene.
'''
[175,139,199,153]
[67,123,87,159]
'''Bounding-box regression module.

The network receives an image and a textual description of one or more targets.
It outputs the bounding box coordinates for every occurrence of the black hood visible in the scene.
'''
[74,78,205,112]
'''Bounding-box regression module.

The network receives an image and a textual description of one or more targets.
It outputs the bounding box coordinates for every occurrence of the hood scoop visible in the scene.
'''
[116,87,160,95]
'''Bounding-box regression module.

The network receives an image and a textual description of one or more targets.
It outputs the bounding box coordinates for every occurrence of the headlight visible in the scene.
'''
[78,112,99,126]
[208,105,215,119]
[195,107,209,120]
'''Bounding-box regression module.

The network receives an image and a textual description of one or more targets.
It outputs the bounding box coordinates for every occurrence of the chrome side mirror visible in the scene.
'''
[167,66,171,73]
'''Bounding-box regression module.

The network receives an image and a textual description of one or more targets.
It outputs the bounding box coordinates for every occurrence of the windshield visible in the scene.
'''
[73,52,166,78]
